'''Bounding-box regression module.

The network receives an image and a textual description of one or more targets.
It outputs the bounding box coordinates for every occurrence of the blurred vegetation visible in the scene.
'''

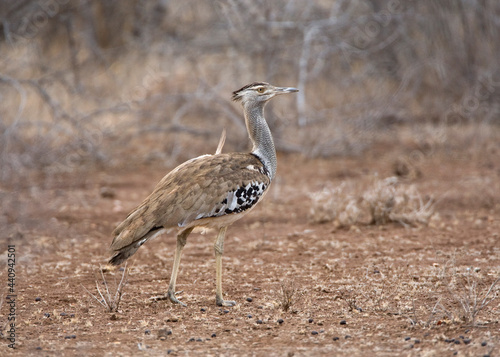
[1,0,499,184]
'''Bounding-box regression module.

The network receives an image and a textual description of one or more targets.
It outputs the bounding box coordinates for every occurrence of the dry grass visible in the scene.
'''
[309,176,435,227]
[433,265,500,326]
[278,280,303,313]
[82,265,129,313]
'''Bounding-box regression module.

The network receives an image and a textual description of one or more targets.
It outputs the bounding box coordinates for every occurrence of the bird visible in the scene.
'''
[108,82,298,306]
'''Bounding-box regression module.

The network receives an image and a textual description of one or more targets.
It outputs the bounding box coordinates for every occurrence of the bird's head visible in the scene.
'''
[232,82,298,104]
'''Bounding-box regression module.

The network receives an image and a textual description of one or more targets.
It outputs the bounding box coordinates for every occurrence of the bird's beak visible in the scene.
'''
[276,87,299,94]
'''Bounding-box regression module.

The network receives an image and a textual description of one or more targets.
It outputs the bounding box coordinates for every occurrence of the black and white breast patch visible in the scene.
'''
[196,181,268,220]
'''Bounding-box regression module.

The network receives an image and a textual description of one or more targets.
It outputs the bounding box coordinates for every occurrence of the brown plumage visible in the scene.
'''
[109,82,298,306]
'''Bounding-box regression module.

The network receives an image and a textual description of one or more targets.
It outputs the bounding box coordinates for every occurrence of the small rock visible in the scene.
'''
[247,314,252,319]
[481,342,487,347]
[454,340,461,344]
[405,337,411,341]
[277,319,284,324]
[35,297,42,302]
[340,320,347,325]
[196,338,203,342]
[64,335,76,339]
[463,339,471,345]
[223,310,229,314]
[211,333,216,338]
[445,338,454,343]
[100,187,116,199]
[333,337,339,341]
[200,308,206,312]
[311,331,318,335]
[414,339,420,344]
[308,318,314,323]
[188,338,195,342]
[44,313,50,318]
[256,320,263,324]
[345,335,351,339]
[246,297,253,302]
[60,312,67,317]
[145,330,151,335]
[35,347,42,350]
[167,317,180,322]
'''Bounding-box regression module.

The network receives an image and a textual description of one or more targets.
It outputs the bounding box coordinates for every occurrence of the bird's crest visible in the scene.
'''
[232,82,269,101]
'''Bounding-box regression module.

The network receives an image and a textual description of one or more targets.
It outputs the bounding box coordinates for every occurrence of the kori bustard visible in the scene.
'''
[109,82,298,306]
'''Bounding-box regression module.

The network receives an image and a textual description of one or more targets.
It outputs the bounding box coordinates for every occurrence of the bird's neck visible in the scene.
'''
[243,101,277,180]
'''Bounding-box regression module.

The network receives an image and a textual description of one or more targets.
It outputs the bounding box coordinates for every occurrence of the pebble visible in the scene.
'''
[463,339,471,345]
[340,320,347,325]
[311,331,318,335]
[308,318,314,323]
[277,319,284,324]
[223,310,229,314]
[481,342,487,347]
[414,339,420,344]
[60,312,67,317]
[345,335,351,339]
[145,329,151,335]
[200,308,206,312]
[64,335,76,339]
[454,340,461,344]
[333,337,339,341]
[35,297,42,302]
[247,314,252,319]
[211,333,216,338]
[256,320,263,324]
[404,337,411,341]
[246,297,253,302]
[44,313,50,318]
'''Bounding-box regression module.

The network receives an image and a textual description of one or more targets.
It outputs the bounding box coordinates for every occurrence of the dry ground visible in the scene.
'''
[1,146,499,356]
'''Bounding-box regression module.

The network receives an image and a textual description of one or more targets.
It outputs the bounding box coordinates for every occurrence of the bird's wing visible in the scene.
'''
[110,153,270,252]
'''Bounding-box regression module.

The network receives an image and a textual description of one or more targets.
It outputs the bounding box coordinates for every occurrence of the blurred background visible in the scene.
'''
[1,0,500,211]
[1,0,500,183]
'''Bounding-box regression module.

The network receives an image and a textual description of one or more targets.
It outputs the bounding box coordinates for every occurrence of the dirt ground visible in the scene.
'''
[1,146,499,356]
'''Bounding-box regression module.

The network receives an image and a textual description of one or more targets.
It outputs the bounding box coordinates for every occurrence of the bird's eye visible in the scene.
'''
[256,87,265,93]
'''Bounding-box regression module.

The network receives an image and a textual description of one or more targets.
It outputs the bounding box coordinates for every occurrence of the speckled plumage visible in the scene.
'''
[110,153,270,260]
[108,82,298,306]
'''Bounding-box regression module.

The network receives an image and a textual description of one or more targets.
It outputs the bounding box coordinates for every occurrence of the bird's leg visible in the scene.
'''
[214,226,236,307]
[167,228,193,306]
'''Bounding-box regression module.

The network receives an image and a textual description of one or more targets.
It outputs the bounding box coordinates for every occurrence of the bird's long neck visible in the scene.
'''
[243,101,277,180]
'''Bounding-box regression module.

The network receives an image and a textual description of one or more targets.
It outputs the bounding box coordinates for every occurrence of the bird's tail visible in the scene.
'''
[109,204,165,265]
[109,226,165,265]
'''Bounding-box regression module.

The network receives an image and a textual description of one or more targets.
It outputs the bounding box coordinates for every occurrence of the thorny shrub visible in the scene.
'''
[309,176,435,227]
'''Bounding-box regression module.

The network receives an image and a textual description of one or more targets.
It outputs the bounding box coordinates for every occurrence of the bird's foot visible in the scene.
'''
[216,298,237,307]
[167,290,187,307]
[150,290,186,307]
